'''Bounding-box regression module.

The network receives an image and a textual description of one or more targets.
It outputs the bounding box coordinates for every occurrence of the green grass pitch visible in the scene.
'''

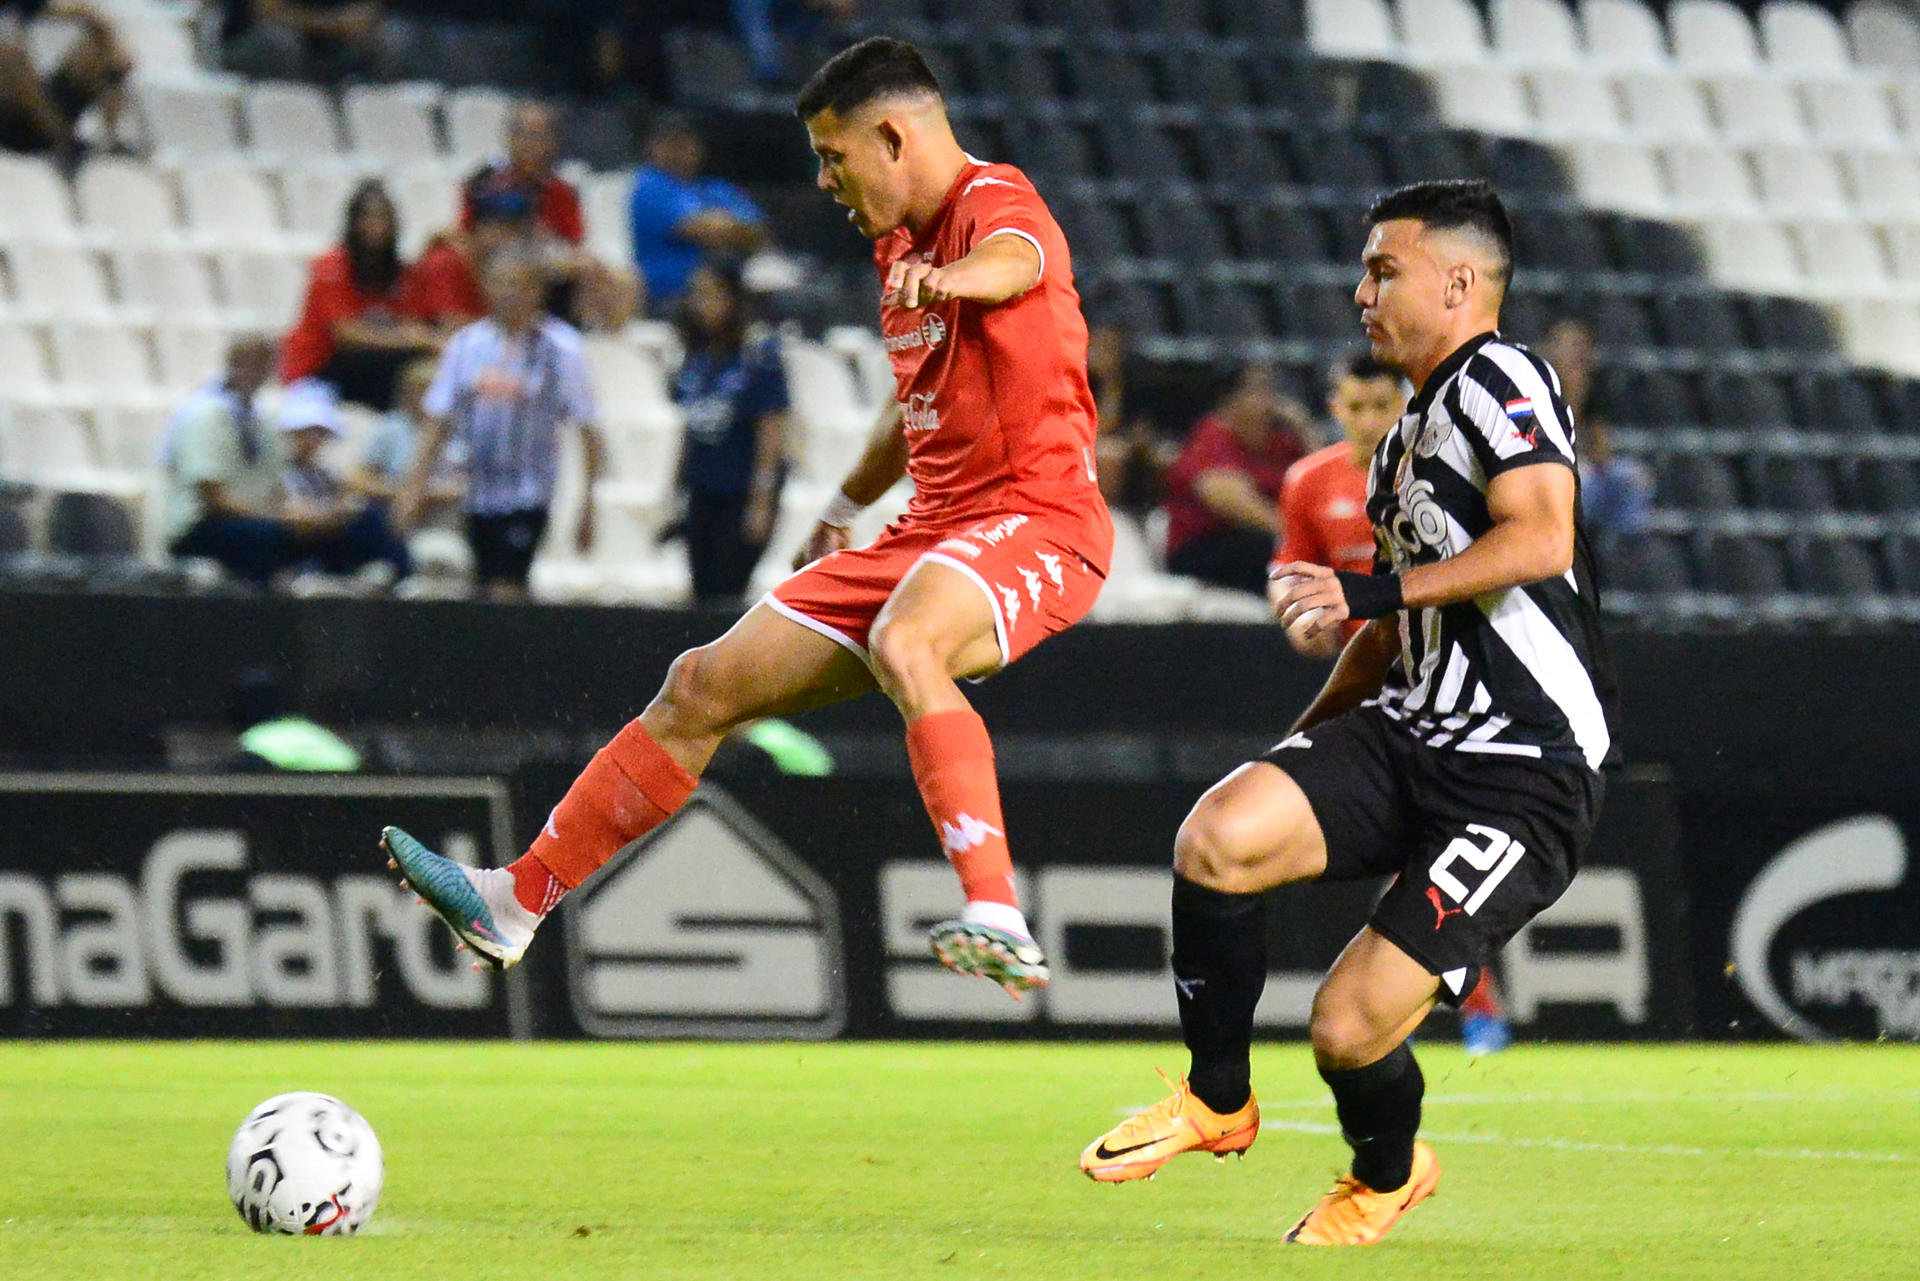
[1,1040,1914,1280]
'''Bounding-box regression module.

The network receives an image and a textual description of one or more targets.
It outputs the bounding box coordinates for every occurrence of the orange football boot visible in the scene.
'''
[1079,1074,1259,1183]
[1284,1140,1440,1245]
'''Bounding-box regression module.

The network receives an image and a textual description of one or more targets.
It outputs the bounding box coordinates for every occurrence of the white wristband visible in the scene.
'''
[821,490,865,529]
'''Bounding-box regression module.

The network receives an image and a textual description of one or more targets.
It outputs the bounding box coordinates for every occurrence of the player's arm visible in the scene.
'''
[885,233,1041,309]
[792,400,907,568]
[1288,618,1400,735]
[1273,462,1576,641]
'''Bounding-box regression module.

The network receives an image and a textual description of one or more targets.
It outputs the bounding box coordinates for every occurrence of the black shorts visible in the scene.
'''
[465,508,549,588]
[1261,704,1603,1005]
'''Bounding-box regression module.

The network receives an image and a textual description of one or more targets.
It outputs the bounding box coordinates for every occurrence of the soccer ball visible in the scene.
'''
[226,1092,384,1235]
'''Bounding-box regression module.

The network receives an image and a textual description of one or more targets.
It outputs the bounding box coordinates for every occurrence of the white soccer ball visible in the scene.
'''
[226,1092,383,1235]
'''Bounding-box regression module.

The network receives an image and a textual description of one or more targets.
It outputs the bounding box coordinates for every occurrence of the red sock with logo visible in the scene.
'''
[904,708,1018,908]
[506,718,698,913]
[1461,973,1504,1018]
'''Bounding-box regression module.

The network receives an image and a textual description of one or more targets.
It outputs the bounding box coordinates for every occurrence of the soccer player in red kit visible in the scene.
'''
[381,36,1112,995]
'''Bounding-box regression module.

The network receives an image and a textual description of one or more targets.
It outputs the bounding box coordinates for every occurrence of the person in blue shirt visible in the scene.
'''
[629,114,767,312]
[672,262,789,604]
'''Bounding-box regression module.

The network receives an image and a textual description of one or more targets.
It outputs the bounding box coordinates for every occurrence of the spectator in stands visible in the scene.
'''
[1088,325,1174,517]
[671,261,789,604]
[399,250,603,601]
[460,99,638,332]
[162,337,409,586]
[276,379,411,580]
[352,356,463,528]
[281,179,442,413]
[629,112,767,312]
[219,0,409,84]
[1160,365,1311,596]
[1542,316,1650,558]
[0,1,132,160]
[1271,351,1406,660]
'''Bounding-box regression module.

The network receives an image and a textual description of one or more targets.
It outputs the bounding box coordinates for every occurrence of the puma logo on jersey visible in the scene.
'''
[1426,885,1467,930]
[941,814,1005,856]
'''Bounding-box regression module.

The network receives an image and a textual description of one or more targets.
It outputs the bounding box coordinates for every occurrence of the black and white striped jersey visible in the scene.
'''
[1365,331,1619,771]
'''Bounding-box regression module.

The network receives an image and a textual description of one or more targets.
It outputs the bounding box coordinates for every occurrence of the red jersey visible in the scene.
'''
[1161,415,1307,558]
[873,160,1110,568]
[279,246,415,383]
[1274,443,1377,573]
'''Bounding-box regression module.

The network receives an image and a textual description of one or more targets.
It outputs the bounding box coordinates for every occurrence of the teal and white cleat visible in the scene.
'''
[381,826,536,971]
[929,921,1050,998]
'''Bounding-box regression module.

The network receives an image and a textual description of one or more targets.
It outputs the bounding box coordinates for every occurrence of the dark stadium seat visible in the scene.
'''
[1499,290,1550,347]
[1705,372,1793,429]
[0,501,28,555]
[1601,532,1691,593]
[1290,130,1388,192]
[1487,138,1565,195]
[1693,532,1789,594]
[1381,129,1483,186]
[1054,196,1135,261]
[664,28,756,106]
[1216,0,1306,42]
[932,0,1023,24]
[1586,292,1655,349]
[1011,117,1098,182]
[1515,209,1609,275]
[1796,371,1885,434]
[1655,293,1745,354]
[1201,124,1289,188]
[1745,296,1834,354]
[1655,453,1742,510]
[561,102,636,173]
[1084,279,1171,335]
[1884,534,1920,594]
[1104,120,1191,182]
[1611,217,1704,277]
[1230,203,1331,262]
[1140,198,1231,263]
[1282,280,1360,343]
[1787,535,1883,596]
[1163,47,1255,111]
[1177,281,1269,340]
[1134,0,1212,33]
[1630,368,1703,426]
[1064,46,1159,105]
[46,493,136,557]
[1258,56,1342,121]
[1838,457,1920,513]
[1353,62,1438,126]
[1742,454,1837,512]
[995,45,1066,103]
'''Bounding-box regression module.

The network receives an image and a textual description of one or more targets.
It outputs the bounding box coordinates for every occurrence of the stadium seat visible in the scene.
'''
[1706,75,1809,147]
[1381,128,1482,185]
[1745,296,1832,354]
[1180,281,1268,342]
[1804,82,1899,151]
[1619,367,1702,424]
[105,7,199,82]
[45,491,137,558]
[1709,371,1794,429]
[1586,291,1654,347]
[1139,199,1231,264]
[1602,531,1691,592]
[1693,531,1788,594]
[110,246,221,323]
[1751,145,1848,220]
[1161,47,1254,112]
[1053,197,1133,262]
[277,165,362,244]
[51,321,159,401]
[1883,532,1920,593]
[341,84,443,164]
[212,248,308,327]
[1793,220,1887,289]
[1662,143,1759,218]
[1617,73,1716,144]
[446,87,513,167]
[74,158,181,246]
[1564,140,1668,214]
[0,404,123,493]
[1491,0,1585,66]
[1488,137,1565,194]
[136,81,242,160]
[1839,149,1920,220]
[1430,64,1534,135]
[1694,217,1799,292]
[179,165,287,250]
[1611,216,1701,276]
[243,82,342,161]
[1517,208,1609,271]
[1848,2,1920,70]
[1836,300,1920,373]
[1758,1,1853,74]
[0,322,61,406]
[154,322,231,392]
[4,243,116,321]
[1305,0,1398,58]
[1398,0,1494,64]
[1105,121,1189,183]
[1283,281,1360,342]
[1796,370,1884,434]
[1526,68,1627,140]
[1232,203,1332,263]
[93,402,172,470]
[1743,453,1836,510]
[1200,125,1289,189]
[1062,47,1157,105]
[1581,0,1673,70]
[0,155,77,244]
[1653,291,1743,353]
[1009,118,1097,183]
[1292,130,1390,192]
[1840,456,1920,512]
[386,168,464,258]
[1654,452,1740,508]
[1668,0,1764,75]
[1786,534,1881,596]
[1083,279,1168,336]
[582,335,675,429]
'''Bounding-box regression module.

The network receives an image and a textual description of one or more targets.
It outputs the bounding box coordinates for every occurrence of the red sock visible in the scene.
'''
[506,718,698,913]
[1462,973,1504,1018]
[904,708,1017,907]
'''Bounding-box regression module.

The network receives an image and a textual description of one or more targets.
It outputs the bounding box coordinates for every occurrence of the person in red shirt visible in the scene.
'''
[279,179,443,410]
[1161,365,1310,595]
[1270,350,1405,658]
[383,38,1111,999]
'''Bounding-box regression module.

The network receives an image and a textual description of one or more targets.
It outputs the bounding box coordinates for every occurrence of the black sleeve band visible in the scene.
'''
[1335,569,1404,620]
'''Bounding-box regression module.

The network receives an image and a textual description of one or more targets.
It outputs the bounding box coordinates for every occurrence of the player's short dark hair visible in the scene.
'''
[1328,350,1399,389]
[1365,179,1514,285]
[795,37,942,120]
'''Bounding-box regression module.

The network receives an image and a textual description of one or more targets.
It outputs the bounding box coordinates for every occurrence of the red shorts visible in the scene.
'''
[765,511,1108,669]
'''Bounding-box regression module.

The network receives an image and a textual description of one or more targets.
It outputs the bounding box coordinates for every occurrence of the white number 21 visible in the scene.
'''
[1428,823,1526,916]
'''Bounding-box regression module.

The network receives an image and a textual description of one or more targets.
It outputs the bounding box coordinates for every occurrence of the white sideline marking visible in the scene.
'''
[1260,1119,1913,1165]
[1259,1090,1920,1108]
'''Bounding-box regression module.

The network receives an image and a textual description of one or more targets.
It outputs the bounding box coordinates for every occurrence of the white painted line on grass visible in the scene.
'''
[1260,1119,1913,1165]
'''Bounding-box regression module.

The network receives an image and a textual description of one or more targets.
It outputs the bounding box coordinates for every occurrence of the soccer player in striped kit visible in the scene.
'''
[383,37,1112,997]
[1083,181,1617,1246]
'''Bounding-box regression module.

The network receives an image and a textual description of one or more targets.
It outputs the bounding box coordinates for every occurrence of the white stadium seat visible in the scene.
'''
[1564,139,1668,213]
[94,402,172,470]
[1580,0,1671,71]
[1305,0,1399,58]
[581,335,676,429]
[0,155,77,243]
[1662,143,1760,217]
[385,168,464,258]
[0,404,97,484]
[4,243,116,321]
[212,248,309,326]
[1706,75,1809,146]
[74,158,180,245]
[178,165,287,249]
[1804,80,1899,149]
[1431,64,1535,134]
[1751,145,1850,219]
[1618,72,1716,143]
[341,84,442,164]
[581,171,634,268]
[1835,299,1920,373]
[823,326,893,411]
[154,322,232,392]
[1758,0,1852,74]
[1491,0,1585,66]
[1882,223,1920,283]
[1695,217,1801,290]
[112,9,200,82]
[1848,2,1920,71]
[110,245,222,321]
[1397,0,1492,64]
[0,322,61,405]
[1840,149,1920,220]
[136,81,241,159]
[243,81,342,160]
[1793,220,1888,287]
[781,337,868,435]
[446,88,513,167]
[1668,0,1764,75]
[277,165,365,243]
[1527,68,1625,138]
[51,321,160,400]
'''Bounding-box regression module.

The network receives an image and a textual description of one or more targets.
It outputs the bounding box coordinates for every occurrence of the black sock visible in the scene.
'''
[1319,1042,1425,1191]
[1171,874,1266,1115]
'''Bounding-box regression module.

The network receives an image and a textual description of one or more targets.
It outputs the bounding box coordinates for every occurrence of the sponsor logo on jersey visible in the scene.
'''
[883,327,925,354]
[903,392,940,433]
[940,813,1004,856]
[968,513,1030,546]
[922,313,946,347]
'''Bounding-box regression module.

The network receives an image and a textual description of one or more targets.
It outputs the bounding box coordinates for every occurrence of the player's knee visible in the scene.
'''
[1174,807,1265,895]
[651,644,728,736]
[868,615,939,692]
[1307,996,1380,1070]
